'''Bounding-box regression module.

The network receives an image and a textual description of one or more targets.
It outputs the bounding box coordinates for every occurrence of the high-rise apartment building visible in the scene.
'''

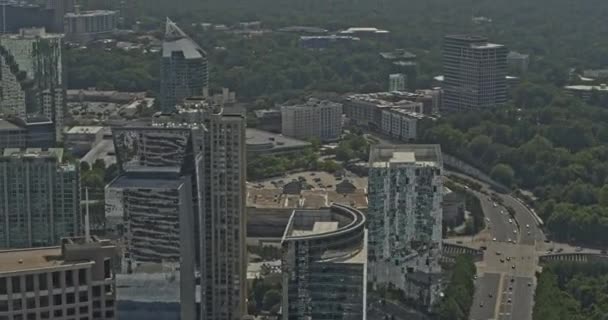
[153,100,247,320]
[160,18,208,113]
[0,28,65,142]
[281,98,343,142]
[389,73,406,92]
[367,144,443,307]
[0,148,80,249]
[281,204,367,320]
[0,236,117,320]
[442,35,508,112]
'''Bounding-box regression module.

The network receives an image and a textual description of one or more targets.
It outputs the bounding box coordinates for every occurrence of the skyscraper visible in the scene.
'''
[0,28,65,142]
[442,34,508,112]
[160,18,208,113]
[367,144,443,307]
[0,148,80,248]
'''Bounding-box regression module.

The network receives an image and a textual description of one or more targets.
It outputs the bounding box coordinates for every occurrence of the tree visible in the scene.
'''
[80,161,90,171]
[262,289,281,311]
[468,135,492,158]
[490,163,515,187]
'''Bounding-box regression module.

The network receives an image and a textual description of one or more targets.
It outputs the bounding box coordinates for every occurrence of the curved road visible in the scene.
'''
[446,171,541,320]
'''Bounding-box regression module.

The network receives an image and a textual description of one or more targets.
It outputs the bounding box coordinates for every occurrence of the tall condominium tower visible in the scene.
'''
[0,28,66,142]
[442,34,508,113]
[153,100,247,320]
[160,18,208,113]
[367,144,443,308]
[0,148,80,248]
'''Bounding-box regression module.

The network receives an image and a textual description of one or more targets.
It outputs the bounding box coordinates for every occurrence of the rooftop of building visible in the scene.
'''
[65,10,117,17]
[281,98,342,110]
[384,108,425,119]
[162,37,205,59]
[246,128,311,150]
[2,148,63,160]
[282,204,366,241]
[471,42,504,49]
[345,91,430,108]
[369,144,442,167]
[300,35,359,40]
[0,119,25,131]
[0,28,63,39]
[380,49,417,60]
[66,126,104,134]
[445,34,488,42]
[565,84,608,91]
[340,27,390,34]
[507,51,529,59]
[0,237,113,274]
[247,187,368,209]
[253,109,281,118]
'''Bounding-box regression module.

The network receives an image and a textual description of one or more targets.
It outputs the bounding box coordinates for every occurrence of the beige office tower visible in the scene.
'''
[0,237,117,320]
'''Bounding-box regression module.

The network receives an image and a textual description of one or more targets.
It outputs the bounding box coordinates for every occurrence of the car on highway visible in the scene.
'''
[493,202,498,207]
[500,258,505,263]
[488,293,493,298]
[496,251,502,255]
[513,229,518,234]
[500,210,505,214]
[528,282,532,287]
[510,278,515,283]
[485,217,491,222]
[506,257,511,261]
[511,239,516,244]
[507,298,512,303]
[512,265,516,269]
[508,237,512,242]
[508,219,513,223]
[493,237,497,241]
[526,224,530,228]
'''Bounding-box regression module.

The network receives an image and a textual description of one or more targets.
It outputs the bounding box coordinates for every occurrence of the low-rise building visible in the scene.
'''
[0,236,117,320]
[564,84,608,102]
[65,126,105,156]
[343,92,428,130]
[246,128,311,158]
[389,73,407,92]
[339,27,390,38]
[252,109,282,133]
[281,204,367,320]
[281,98,343,142]
[507,51,529,74]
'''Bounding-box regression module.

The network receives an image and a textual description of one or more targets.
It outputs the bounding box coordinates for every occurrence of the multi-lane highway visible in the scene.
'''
[446,171,540,320]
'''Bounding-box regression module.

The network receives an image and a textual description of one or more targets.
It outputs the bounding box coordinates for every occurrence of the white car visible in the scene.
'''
[508,219,513,224]
[513,229,518,234]
[493,237,497,241]
[508,238,512,242]
[526,224,530,228]
[493,202,498,208]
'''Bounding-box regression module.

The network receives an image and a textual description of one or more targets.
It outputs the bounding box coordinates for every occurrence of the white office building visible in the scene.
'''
[281,98,343,142]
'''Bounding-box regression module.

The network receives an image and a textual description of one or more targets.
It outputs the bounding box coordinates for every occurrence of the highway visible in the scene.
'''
[447,171,540,320]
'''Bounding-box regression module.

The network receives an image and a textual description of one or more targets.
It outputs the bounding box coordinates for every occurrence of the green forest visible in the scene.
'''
[533,262,608,320]
[434,255,476,320]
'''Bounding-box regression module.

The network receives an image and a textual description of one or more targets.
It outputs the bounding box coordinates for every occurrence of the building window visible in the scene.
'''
[26,297,35,309]
[79,291,89,303]
[52,272,61,288]
[12,298,22,310]
[40,295,49,307]
[105,310,114,318]
[40,311,50,319]
[78,269,87,285]
[103,259,111,279]
[39,273,48,290]
[11,276,21,293]
[92,286,101,297]
[0,278,5,295]
[54,309,63,317]
[67,307,75,316]
[25,275,34,292]
[27,313,36,320]
[65,270,74,286]
[79,306,88,314]
[67,292,75,304]
[53,294,62,305]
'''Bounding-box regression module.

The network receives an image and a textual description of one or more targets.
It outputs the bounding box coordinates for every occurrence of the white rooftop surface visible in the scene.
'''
[67,126,104,134]
[471,42,504,49]
[390,151,416,163]
[565,84,608,91]
[290,221,339,237]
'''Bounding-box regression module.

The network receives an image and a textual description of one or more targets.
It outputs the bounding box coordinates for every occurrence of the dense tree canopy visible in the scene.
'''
[434,255,476,320]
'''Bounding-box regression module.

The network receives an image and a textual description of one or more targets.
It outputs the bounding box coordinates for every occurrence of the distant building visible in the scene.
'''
[0,28,65,142]
[246,128,311,158]
[253,109,282,133]
[46,0,75,32]
[64,9,118,43]
[443,35,508,113]
[389,73,407,92]
[281,98,343,142]
[564,84,608,102]
[65,126,105,156]
[0,236,117,320]
[583,69,608,79]
[0,119,27,149]
[380,108,422,141]
[343,92,430,131]
[299,35,359,49]
[0,148,80,248]
[0,116,55,149]
[339,27,390,38]
[367,145,443,308]
[381,49,417,89]
[281,204,367,320]
[160,18,208,113]
[0,1,53,33]
[277,26,328,34]
[507,51,529,74]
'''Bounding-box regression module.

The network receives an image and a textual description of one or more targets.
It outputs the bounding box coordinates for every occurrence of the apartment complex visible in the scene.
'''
[380,108,422,142]
[0,28,65,143]
[0,148,80,249]
[153,100,247,320]
[64,10,118,43]
[281,204,367,320]
[0,236,117,320]
[388,73,406,92]
[443,35,508,112]
[281,98,343,142]
[367,145,443,307]
[160,18,209,113]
